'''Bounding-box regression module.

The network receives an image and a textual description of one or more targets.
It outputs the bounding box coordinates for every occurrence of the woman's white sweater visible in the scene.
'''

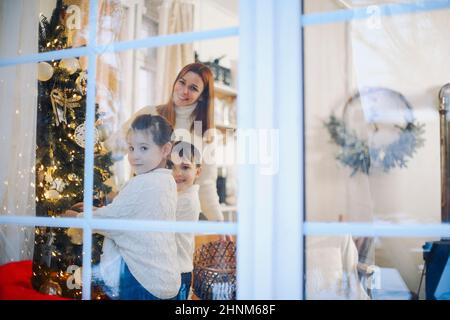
[92,168,180,299]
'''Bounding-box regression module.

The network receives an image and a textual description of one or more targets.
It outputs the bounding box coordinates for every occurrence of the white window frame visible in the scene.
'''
[1,0,450,300]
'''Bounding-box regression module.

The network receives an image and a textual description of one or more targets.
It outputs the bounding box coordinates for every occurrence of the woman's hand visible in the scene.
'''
[71,202,84,212]
[219,234,234,242]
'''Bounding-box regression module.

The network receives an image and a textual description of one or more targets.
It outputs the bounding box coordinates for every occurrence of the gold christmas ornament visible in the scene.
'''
[37,62,54,81]
[44,167,66,192]
[67,173,78,181]
[44,167,54,184]
[44,189,60,200]
[67,228,83,245]
[59,58,80,75]
[52,178,66,192]
[50,88,82,126]
[39,279,62,296]
[75,71,87,95]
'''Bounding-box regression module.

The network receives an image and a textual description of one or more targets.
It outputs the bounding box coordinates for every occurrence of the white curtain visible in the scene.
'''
[155,0,195,105]
[0,0,38,264]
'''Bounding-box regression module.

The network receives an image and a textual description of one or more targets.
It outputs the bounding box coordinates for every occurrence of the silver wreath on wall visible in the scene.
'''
[324,87,426,176]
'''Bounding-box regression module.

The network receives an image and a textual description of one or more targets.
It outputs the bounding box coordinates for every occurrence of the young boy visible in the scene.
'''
[169,141,202,300]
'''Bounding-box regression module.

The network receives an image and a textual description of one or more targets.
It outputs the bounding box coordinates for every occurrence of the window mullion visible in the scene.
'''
[81,0,99,301]
[273,0,303,300]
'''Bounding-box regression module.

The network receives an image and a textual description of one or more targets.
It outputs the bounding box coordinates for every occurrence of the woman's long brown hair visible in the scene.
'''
[157,63,215,140]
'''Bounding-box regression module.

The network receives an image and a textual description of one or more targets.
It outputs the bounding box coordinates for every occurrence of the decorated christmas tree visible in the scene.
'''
[32,0,113,299]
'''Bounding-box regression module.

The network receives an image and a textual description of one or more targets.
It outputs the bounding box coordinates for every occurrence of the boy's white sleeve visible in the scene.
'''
[176,191,201,221]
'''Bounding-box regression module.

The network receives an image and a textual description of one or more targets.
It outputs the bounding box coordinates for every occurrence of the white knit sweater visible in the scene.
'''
[92,168,180,299]
[117,104,224,222]
[175,184,201,273]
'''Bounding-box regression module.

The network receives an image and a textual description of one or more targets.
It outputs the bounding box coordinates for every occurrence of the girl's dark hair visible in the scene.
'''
[129,114,173,146]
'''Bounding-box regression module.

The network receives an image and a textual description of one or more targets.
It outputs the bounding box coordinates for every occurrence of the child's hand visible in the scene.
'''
[71,202,84,212]
[61,209,80,217]
[71,202,100,212]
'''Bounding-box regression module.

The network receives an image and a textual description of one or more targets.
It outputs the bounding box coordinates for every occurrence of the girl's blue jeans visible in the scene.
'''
[93,257,180,300]
[118,260,177,300]
[176,272,192,300]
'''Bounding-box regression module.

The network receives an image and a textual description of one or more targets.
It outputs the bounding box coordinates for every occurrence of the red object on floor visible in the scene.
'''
[0,260,70,300]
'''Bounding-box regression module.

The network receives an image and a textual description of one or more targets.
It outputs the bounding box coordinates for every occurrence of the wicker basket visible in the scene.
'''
[193,240,236,300]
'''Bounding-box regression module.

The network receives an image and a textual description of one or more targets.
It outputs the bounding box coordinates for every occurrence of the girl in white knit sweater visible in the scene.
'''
[168,141,203,300]
[64,114,180,300]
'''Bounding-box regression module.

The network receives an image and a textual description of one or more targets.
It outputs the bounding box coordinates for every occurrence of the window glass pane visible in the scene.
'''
[91,38,238,223]
[88,230,237,300]
[305,235,450,300]
[304,4,450,224]
[0,62,38,218]
[32,226,87,299]
[34,57,91,218]
[0,225,34,265]
[0,225,87,299]
[0,0,91,59]
[96,0,238,45]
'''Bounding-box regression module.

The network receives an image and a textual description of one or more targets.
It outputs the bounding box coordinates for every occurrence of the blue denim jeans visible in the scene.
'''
[176,272,192,300]
[118,259,177,300]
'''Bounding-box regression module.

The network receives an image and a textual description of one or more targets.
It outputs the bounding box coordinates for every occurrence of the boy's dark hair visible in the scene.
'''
[129,114,173,146]
[169,141,202,167]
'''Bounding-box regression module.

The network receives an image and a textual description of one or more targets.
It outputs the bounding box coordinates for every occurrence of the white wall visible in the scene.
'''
[194,0,238,84]
[39,0,57,20]
[304,0,450,296]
